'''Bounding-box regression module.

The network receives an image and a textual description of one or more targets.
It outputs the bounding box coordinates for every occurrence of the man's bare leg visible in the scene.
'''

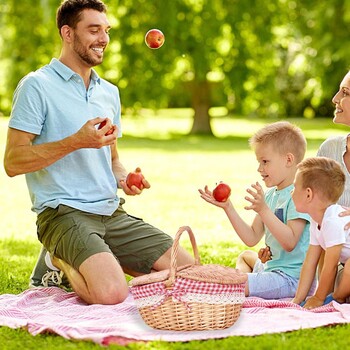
[52,252,128,305]
[151,246,194,271]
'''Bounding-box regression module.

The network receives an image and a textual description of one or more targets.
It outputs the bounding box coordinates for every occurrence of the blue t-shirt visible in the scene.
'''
[263,184,310,278]
[9,58,122,215]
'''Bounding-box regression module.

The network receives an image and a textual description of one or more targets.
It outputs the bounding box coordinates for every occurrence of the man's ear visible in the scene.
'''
[60,25,73,42]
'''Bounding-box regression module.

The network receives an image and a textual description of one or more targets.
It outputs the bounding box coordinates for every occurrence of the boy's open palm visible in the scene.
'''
[198,185,230,208]
[244,182,268,213]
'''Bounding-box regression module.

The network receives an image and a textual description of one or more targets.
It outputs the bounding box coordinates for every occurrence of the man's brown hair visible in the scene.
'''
[57,0,107,35]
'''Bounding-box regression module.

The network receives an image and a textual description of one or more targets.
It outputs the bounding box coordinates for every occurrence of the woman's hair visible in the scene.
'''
[297,157,345,203]
[57,0,107,35]
[249,121,307,163]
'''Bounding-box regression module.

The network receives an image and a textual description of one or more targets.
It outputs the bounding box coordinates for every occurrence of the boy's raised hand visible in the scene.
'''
[244,182,268,213]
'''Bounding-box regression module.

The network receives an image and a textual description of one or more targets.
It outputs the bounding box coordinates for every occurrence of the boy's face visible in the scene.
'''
[291,171,308,213]
[254,143,293,190]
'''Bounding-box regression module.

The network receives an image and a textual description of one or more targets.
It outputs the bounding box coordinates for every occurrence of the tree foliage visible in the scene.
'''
[1,0,350,134]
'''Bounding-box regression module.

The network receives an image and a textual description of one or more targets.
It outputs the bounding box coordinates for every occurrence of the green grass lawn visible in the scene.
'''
[1,110,350,349]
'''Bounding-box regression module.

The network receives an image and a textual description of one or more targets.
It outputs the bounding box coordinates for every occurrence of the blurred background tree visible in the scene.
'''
[0,0,349,134]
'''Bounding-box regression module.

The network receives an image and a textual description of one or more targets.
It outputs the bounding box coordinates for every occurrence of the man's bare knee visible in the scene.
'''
[76,252,129,305]
[90,283,129,305]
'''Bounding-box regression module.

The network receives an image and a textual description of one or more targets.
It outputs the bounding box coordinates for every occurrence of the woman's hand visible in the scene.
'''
[339,207,350,230]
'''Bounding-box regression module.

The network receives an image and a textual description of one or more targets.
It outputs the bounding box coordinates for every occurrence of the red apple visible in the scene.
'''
[213,182,231,202]
[126,167,145,190]
[145,29,165,49]
[98,120,114,136]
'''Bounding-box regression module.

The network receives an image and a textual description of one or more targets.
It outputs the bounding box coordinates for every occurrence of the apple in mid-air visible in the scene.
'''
[145,29,165,49]
[213,182,231,202]
[126,167,145,190]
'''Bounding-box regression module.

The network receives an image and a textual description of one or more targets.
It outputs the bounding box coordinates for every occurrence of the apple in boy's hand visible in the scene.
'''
[213,182,231,202]
[145,29,165,49]
[98,120,114,136]
[126,167,145,190]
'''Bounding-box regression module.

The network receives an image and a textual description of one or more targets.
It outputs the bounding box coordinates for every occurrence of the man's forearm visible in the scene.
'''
[4,136,77,177]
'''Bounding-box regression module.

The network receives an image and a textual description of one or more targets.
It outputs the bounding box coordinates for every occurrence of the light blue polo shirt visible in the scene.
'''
[9,58,122,215]
[263,184,310,278]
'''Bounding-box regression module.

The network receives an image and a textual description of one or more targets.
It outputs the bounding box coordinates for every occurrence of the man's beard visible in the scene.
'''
[73,33,103,67]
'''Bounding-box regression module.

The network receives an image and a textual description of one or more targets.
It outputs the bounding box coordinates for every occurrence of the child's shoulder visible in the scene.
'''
[323,204,349,226]
[265,185,295,207]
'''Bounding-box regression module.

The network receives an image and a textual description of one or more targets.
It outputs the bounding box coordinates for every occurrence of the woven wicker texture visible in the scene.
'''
[177,264,247,284]
[129,226,247,331]
[139,300,243,331]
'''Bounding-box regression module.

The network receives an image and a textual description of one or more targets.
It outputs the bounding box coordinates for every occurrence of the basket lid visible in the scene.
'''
[129,227,248,288]
[129,263,247,287]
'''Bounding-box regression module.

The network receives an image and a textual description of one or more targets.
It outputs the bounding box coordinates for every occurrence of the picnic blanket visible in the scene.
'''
[0,287,350,346]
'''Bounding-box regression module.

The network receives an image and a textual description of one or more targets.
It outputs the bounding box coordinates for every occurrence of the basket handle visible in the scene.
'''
[165,226,201,287]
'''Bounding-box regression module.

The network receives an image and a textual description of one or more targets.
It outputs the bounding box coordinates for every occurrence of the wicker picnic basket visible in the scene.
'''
[129,226,247,331]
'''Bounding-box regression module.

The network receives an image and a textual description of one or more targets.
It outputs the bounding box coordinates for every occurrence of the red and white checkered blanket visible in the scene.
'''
[0,287,349,346]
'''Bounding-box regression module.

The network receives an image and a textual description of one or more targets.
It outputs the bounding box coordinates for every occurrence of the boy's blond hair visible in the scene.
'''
[297,157,345,203]
[249,121,306,163]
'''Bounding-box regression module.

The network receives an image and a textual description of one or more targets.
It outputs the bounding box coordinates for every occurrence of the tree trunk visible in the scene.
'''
[189,80,213,135]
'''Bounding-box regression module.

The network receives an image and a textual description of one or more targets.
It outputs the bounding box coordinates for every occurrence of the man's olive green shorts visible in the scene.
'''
[36,201,173,274]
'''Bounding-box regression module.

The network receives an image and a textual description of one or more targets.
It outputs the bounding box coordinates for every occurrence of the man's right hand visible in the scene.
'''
[74,117,117,149]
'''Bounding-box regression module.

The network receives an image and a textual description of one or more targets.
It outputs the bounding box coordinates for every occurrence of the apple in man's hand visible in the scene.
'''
[213,182,231,202]
[145,29,165,49]
[98,120,114,136]
[126,167,145,190]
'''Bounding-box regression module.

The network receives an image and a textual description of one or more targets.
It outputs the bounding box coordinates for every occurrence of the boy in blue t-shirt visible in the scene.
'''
[199,121,312,299]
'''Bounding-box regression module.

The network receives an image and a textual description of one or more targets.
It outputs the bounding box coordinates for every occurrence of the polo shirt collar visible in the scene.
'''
[49,58,101,84]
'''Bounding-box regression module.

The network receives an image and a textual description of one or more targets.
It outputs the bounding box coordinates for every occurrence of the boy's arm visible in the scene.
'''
[246,182,306,251]
[259,210,307,251]
[292,245,322,304]
[199,186,265,246]
[224,201,265,246]
[304,244,342,309]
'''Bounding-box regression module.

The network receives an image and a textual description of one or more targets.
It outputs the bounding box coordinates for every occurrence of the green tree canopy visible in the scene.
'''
[1,0,350,134]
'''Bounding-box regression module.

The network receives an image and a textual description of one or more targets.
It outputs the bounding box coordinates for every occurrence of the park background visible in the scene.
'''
[1,0,350,349]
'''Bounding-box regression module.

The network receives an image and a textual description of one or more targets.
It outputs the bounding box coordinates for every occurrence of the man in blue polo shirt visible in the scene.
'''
[4,0,193,305]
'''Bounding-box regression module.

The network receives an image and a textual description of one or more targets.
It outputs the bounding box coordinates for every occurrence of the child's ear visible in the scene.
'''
[306,188,313,201]
[286,153,295,166]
